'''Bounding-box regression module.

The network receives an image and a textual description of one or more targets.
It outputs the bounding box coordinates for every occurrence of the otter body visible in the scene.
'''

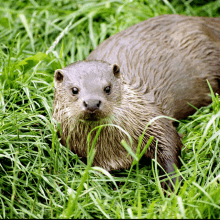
[53,14,220,191]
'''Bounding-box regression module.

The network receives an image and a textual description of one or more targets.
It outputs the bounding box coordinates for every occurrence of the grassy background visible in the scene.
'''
[1,0,220,218]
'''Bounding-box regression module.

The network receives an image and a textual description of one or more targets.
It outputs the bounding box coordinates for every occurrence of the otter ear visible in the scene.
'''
[112,64,120,78]
[54,69,64,83]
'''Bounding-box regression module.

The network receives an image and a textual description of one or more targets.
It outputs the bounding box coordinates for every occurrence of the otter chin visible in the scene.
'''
[82,112,105,122]
[53,14,220,192]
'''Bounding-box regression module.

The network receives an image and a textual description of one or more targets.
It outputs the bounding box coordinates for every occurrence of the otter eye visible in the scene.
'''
[72,87,79,95]
[104,86,111,95]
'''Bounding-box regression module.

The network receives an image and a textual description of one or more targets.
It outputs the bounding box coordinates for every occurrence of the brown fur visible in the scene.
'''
[87,14,220,119]
[53,14,220,191]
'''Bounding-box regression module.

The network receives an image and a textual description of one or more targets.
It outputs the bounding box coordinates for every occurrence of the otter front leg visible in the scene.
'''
[156,149,182,192]
[144,116,183,192]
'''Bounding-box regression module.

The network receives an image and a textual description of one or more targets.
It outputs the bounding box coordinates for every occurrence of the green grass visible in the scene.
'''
[1,0,220,218]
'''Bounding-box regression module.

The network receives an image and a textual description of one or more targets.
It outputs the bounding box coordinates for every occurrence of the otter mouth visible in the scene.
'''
[83,113,101,122]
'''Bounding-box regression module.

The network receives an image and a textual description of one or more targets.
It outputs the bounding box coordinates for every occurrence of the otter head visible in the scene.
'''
[54,60,121,123]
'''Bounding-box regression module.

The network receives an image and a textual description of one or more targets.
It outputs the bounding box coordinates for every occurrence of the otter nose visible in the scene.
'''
[83,99,102,112]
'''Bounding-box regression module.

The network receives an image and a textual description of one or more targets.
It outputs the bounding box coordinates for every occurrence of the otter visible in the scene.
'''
[53,14,220,191]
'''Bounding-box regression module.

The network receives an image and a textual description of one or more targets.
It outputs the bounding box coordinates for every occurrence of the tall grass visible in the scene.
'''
[1,0,220,218]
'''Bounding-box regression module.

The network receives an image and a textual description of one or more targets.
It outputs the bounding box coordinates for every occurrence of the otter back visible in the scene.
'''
[87,14,220,119]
